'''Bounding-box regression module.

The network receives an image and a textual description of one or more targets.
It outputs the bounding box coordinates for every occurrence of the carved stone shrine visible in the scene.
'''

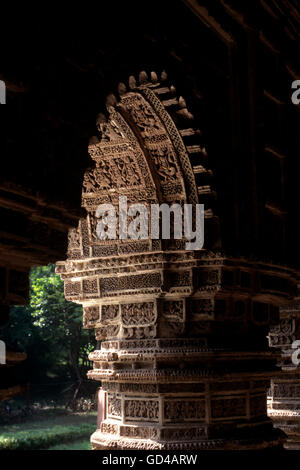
[56,72,298,450]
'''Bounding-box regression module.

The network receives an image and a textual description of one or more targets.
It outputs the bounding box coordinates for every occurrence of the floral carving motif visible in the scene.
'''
[125,400,159,421]
[68,228,81,250]
[101,304,119,322]
[164,400,205,421]
[121,302,155,326]
[83,306,100,327]
[108,397,121,417]
[151,146,178,182]
[162,301,184,321]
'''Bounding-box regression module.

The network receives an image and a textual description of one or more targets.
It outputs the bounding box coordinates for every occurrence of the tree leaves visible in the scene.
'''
[1,264,95,383]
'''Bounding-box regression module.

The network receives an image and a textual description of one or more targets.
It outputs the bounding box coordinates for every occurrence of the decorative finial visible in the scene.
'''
[139,71,148,84]
[129,75,137,89]
[161,70,168,81]
[178,96,187,109]
[117,82,127,96]
[150,71,158,83]
[105,94,117,109]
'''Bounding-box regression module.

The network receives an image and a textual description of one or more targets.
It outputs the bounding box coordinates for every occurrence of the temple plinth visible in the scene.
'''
[57,72,298,450]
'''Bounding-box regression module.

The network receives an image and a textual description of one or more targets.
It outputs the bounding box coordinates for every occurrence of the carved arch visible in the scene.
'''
[67,70,219,263]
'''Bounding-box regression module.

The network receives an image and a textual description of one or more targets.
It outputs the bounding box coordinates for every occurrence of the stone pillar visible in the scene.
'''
[57,71,297,450]
[268,302,300,449]
[97,388,107,430]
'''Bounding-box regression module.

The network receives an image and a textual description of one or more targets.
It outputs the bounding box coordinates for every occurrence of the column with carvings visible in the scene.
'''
[268,302,300,449]
[57,72,297,450]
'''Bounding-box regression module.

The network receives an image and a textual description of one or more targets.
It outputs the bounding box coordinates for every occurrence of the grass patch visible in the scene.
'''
[48,438,92,450]
[0,411,96,450]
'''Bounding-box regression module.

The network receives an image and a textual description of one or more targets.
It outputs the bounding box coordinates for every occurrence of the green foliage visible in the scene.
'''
[0,411,96,450]
[47,438,92,450]
[1,264,95,383]
[0,423,95,450]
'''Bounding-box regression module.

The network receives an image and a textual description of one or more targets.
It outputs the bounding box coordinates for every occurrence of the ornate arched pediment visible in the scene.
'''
[65,71,217,264]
